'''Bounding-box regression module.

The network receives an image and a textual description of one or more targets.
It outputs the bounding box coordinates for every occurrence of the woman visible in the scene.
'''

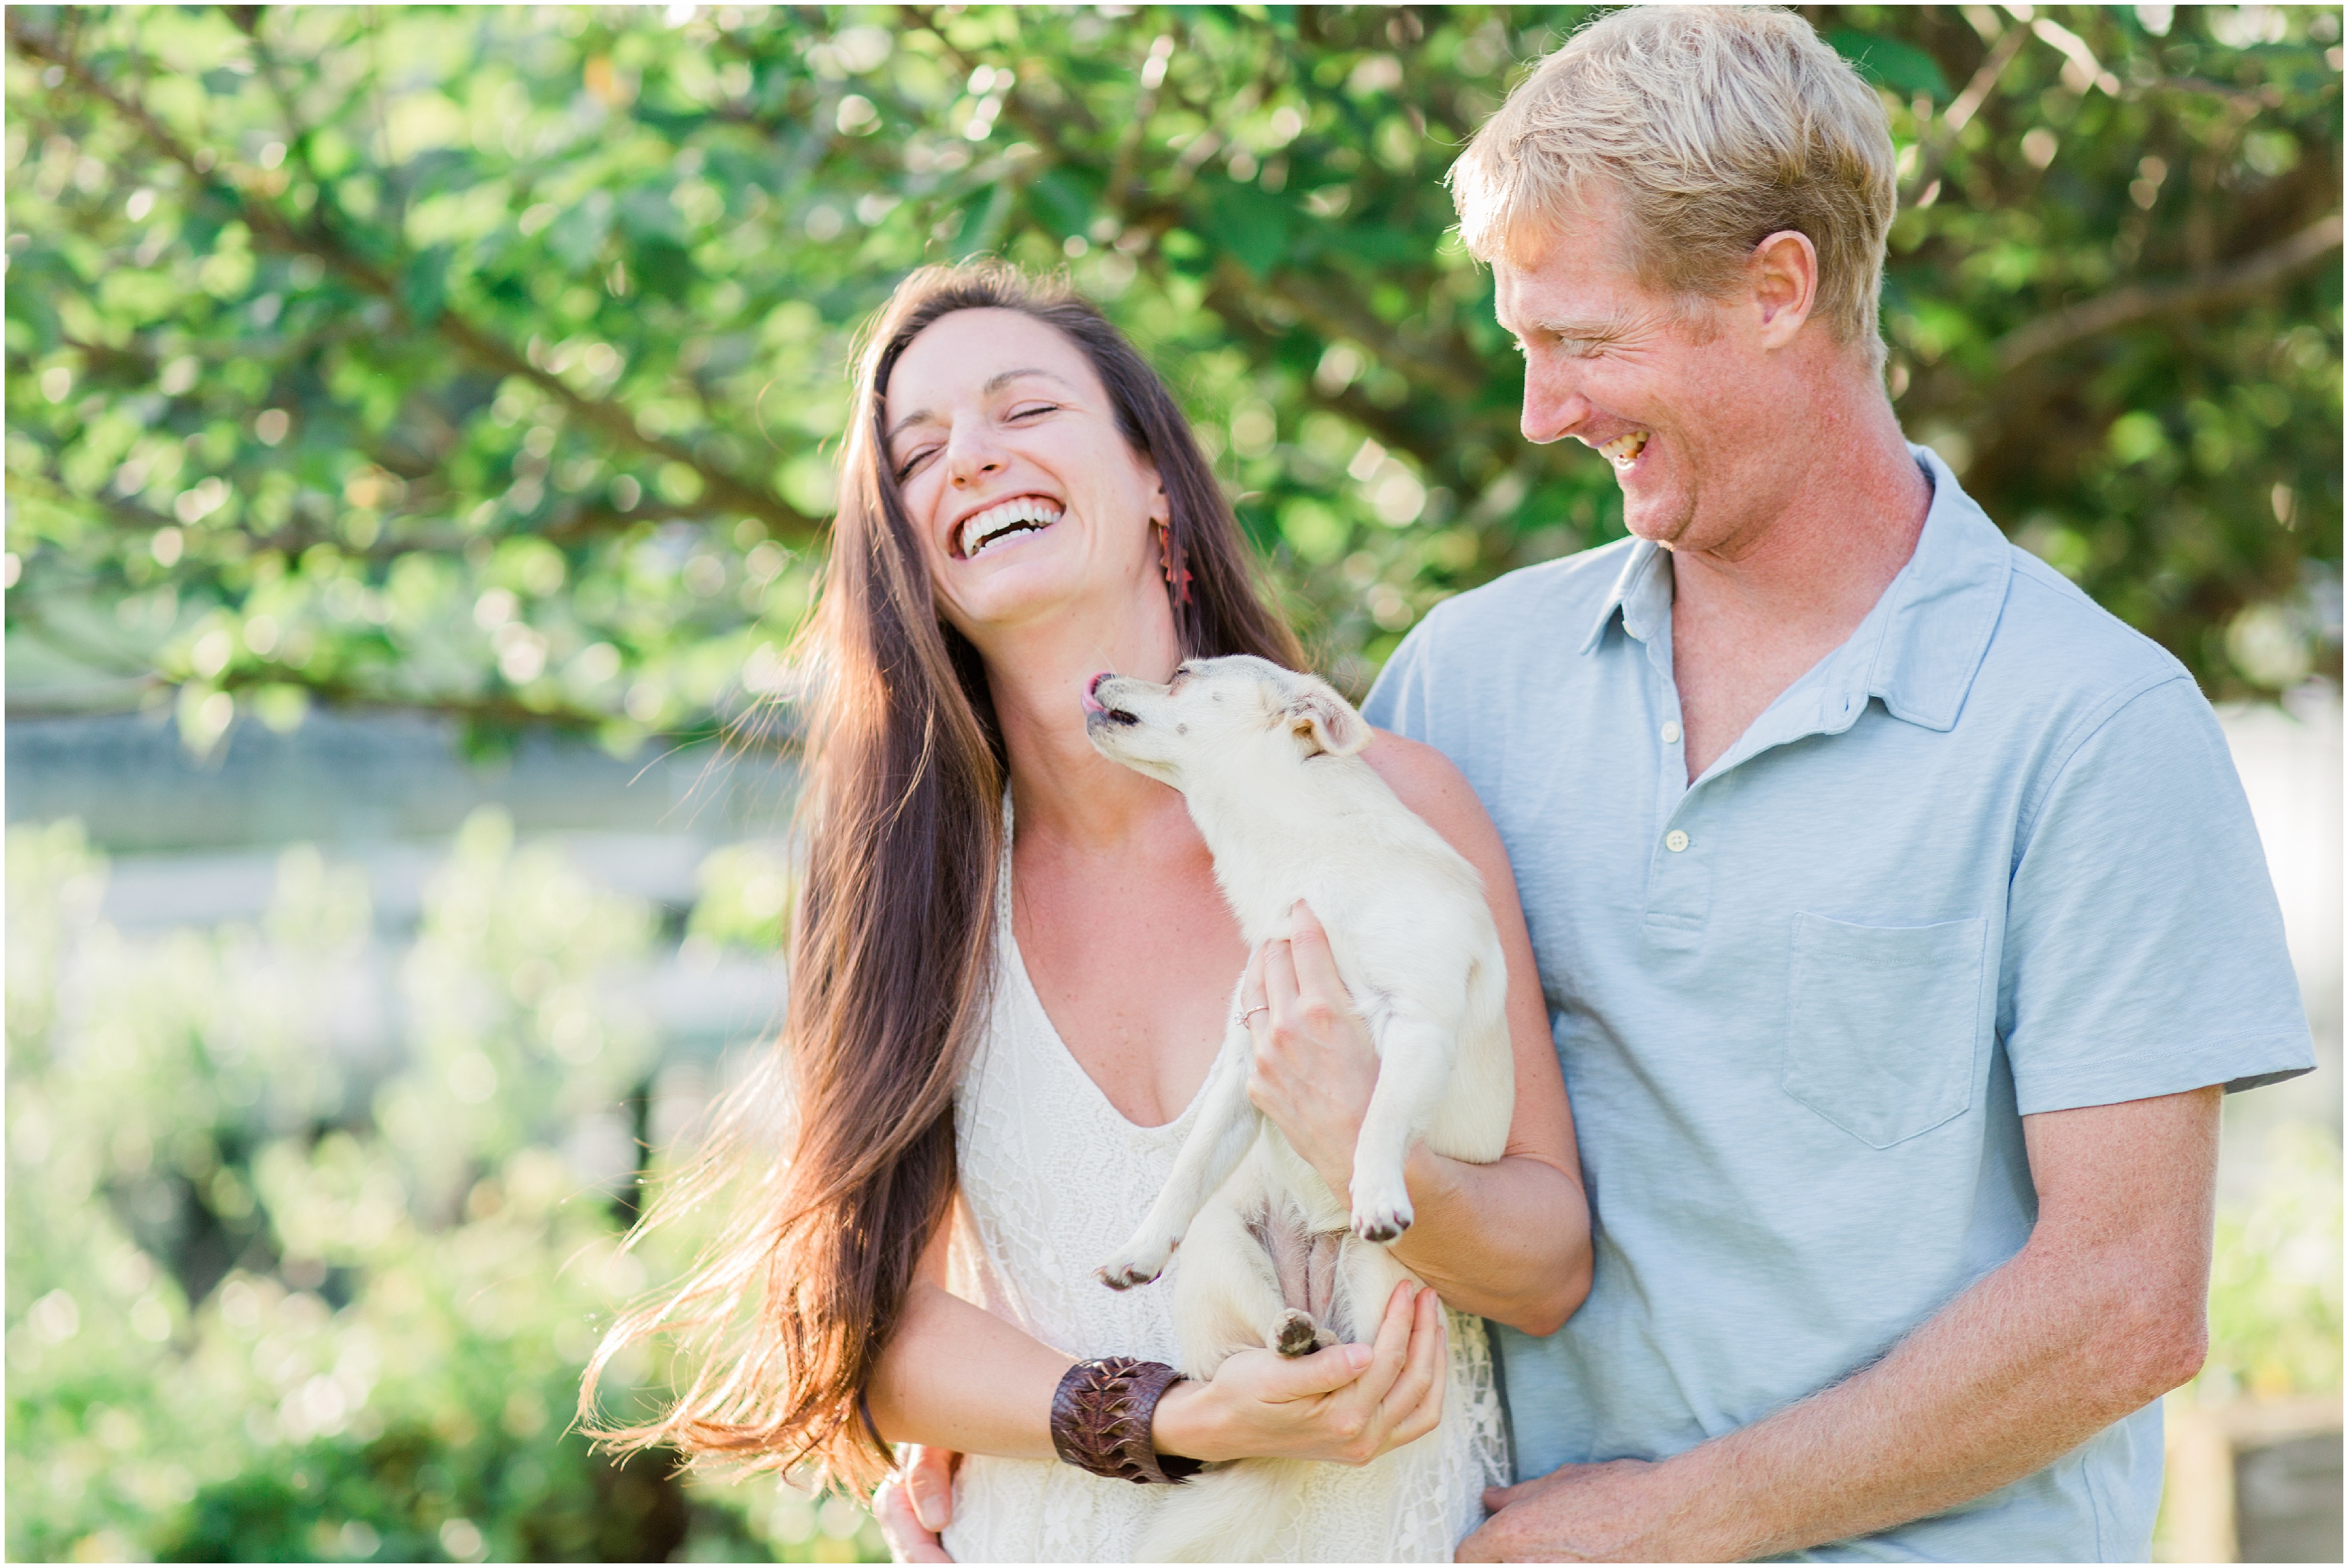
[589,262,1591,1561]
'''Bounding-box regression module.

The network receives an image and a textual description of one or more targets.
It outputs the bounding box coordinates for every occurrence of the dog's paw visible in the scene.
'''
[1350,1190,1415,1245]
[1270,1308,1336,1358]
[1095,1259,1163,1291]
[1095,1238,1175,1291]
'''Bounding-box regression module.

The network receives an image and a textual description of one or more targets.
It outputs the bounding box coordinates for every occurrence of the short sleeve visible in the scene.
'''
[1999,675,2313,1115]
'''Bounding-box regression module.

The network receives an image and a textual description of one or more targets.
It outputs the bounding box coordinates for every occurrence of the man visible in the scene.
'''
[1365,7,2312,1560]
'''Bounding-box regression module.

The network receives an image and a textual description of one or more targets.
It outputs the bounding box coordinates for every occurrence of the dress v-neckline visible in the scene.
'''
[1000,921,1210,1135]
[998,793,1212,1136]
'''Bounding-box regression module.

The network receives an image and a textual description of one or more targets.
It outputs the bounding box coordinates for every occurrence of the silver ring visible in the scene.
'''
[1242,1005,1271,1025]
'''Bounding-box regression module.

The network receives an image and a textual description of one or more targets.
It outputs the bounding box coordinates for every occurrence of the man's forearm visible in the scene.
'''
[1651,1107,2215,1561]
[1387,1147,1591,1336]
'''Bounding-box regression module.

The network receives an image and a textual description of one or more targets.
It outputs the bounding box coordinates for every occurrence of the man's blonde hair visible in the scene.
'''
[1451,7,1897,362]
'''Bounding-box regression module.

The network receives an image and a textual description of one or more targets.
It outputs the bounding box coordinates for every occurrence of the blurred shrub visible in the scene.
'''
[684,841,794,955]
[2200,1122,2344,1404]
[3,818,882,1562]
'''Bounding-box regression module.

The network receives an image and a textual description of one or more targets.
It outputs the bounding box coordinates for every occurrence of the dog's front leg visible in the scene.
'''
[1097,1016,1263,1290]
[1346,1015,1456,1243]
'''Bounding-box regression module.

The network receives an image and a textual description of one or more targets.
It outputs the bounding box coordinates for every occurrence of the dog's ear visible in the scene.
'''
[1283,682,1369,758]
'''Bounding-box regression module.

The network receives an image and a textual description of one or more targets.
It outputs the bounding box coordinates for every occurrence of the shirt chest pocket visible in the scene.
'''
[1784,913,1988,1149]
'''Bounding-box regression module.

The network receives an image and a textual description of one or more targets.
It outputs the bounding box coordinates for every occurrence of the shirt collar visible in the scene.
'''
[1576,443,2012,734]
[1849,444,2013,732]
[1579,535,1673,655]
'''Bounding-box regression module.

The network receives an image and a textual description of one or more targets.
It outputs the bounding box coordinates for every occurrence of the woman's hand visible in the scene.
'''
[1244,900,1383,1204]
[1152,1281,1446,1466]
[873,1287,1438,1557]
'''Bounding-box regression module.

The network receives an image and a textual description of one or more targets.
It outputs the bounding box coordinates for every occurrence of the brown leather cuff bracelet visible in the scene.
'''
[1049,1357,1206,1485]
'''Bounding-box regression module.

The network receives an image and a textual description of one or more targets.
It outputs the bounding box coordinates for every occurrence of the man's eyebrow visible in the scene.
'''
[1526,315,1624,340]
[886,368,1077,443]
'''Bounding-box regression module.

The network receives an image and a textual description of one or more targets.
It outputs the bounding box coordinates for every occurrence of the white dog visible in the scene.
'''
[1083,654,1514,1562]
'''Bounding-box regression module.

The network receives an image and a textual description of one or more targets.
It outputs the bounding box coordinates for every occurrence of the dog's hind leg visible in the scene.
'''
[1328,1229,1418,1350]
[1248,1198,1344,1357]
[1097,1016,1262,1290]
[1169,1181,1345,1380]
[1165,1176,1294,1379]
[1347,1013,1457,1243]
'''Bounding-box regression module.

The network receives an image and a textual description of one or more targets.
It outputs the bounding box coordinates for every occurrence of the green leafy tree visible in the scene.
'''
[5,5,2339,759]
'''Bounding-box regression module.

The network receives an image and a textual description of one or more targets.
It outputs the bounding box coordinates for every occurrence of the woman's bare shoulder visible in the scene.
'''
[1360,730,1503,864]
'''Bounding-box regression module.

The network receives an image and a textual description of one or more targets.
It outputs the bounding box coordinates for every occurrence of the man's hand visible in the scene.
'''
[1243,900,1383,1202]
[873,1444,959,1563]
[1458,1459,1713,1563]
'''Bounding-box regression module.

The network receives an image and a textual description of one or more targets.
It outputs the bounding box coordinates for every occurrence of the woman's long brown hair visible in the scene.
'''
[582,261,1303,1490]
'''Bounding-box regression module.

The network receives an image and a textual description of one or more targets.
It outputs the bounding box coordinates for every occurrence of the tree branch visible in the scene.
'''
[1994,214,2343,371]
[5,686,171,720]
[5,15,821,544]
[8,600,164,682]
[5,666,794,756]
[1254,270,1485,404]
[9,460,476,568]
[1905,23,2029,203]
[1117,185,1491,406]
[1200,261,1490,473]
[902,5,1103,146]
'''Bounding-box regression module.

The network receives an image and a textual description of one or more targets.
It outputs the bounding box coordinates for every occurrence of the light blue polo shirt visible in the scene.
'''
[1363,446,2312,1562]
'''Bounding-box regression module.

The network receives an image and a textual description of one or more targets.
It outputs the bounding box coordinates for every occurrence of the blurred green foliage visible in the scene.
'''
[2200,1123,2344,1404]
[3,4,2340,759]
[3,818,884,1563]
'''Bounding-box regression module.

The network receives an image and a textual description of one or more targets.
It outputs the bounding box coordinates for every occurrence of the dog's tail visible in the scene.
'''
[1134,1457,1315,1562]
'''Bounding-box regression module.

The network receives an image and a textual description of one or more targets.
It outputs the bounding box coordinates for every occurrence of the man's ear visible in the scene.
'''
[1285,683,1369,757]
[1749,229,1818,349]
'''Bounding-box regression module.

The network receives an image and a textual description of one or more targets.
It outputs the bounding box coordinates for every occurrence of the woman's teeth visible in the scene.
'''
[959,496,1064,557]
[1599,431,1650,469]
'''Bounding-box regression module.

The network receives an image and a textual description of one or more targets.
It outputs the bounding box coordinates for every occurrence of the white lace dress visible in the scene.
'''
[939,808,1511,1562]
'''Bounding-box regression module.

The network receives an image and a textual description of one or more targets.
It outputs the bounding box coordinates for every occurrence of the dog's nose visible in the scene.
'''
[1083,671,1113,714]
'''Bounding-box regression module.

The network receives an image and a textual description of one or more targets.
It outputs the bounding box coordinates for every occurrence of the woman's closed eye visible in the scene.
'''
[890,404,1058,480]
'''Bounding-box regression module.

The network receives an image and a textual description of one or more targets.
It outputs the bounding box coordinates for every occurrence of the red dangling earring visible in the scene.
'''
[1159,523,1194,606]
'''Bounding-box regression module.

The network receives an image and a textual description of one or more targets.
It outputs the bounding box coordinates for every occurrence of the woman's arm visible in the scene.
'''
[870,1198,1452,1558]
[864,1197,1453,1461]
[1241,732,1591,1336]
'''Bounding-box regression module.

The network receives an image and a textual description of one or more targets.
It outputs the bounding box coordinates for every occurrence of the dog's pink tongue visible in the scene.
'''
[1083,671,1112,714]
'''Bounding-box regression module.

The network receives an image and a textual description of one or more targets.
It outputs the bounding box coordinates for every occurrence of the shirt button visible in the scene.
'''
[1665,830,1690,852]
[1661,721,1682,745]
